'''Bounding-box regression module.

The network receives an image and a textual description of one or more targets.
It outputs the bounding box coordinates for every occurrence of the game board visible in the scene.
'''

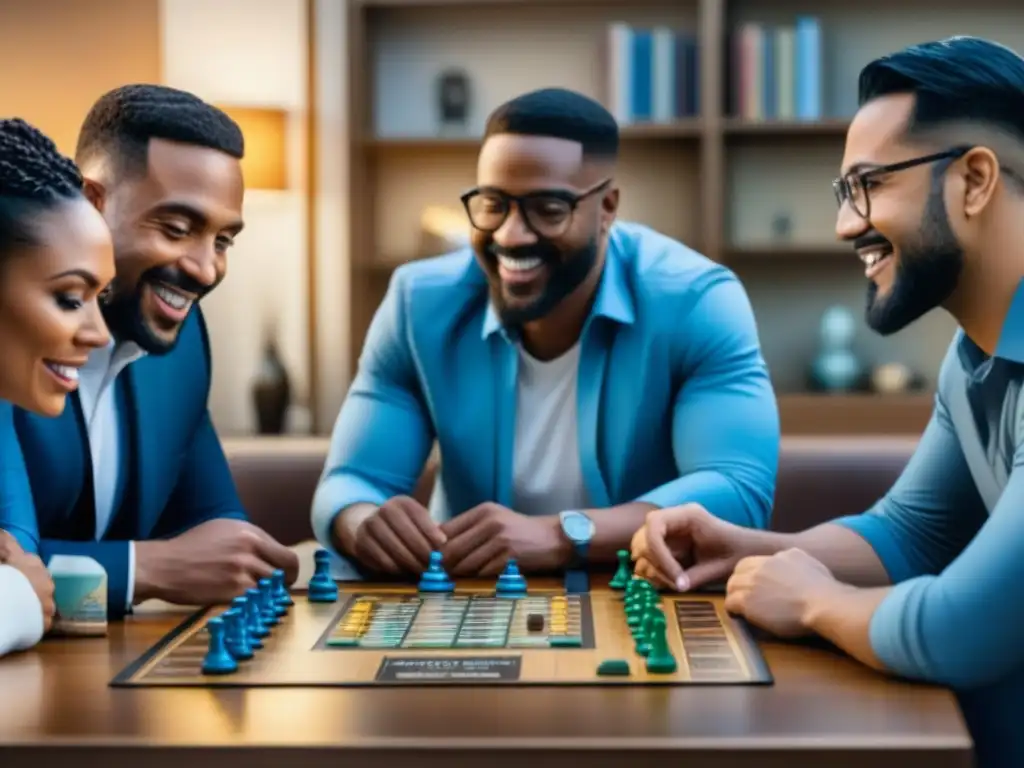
[110,550,773,687]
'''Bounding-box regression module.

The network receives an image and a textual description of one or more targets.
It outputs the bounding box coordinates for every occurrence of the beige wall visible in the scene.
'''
[0,0,161,154]
[160,0,315,435]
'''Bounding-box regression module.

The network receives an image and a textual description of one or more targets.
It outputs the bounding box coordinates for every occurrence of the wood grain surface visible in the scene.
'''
[0,578,973,768]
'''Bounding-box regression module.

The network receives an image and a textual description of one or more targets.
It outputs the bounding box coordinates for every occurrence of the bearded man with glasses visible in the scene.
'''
[631,37,1024,768]
[312,87,779,584]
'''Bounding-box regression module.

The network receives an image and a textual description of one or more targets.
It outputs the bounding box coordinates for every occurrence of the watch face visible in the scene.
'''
[562,511,594,542]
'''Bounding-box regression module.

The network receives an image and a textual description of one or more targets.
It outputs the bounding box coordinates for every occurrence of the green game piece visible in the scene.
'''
[596,658,631,676]
[549,635,583,647]
[645,614,677,674]
[609,550,632,589]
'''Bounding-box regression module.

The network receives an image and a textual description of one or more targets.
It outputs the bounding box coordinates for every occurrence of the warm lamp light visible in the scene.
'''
[216,105,288,190]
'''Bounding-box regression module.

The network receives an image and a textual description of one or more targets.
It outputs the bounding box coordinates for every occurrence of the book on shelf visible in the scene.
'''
[730,16,822,121]
[603,22,699,125]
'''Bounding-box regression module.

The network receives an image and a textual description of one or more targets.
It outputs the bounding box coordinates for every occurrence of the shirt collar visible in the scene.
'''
[480,228,637,341]
[957,276,1024,371]
[82,337,147,380]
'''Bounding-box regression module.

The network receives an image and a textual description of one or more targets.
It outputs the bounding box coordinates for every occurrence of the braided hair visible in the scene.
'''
[0,118,84,257]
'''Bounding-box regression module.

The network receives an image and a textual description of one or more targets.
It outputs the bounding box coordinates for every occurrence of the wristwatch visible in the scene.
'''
[558,510,595,567]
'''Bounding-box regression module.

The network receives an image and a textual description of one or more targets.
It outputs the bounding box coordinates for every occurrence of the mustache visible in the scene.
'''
[487,242,559,263]
[852,231,892,251]
[144,265,214,297]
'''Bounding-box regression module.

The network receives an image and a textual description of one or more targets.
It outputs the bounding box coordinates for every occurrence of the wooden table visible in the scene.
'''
[0,600,972,768]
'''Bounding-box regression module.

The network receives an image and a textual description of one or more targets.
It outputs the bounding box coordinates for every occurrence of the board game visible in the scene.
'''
[110,550,772,687]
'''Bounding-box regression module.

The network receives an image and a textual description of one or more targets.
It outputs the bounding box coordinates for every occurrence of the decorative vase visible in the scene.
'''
[251,338,291,434]
[808,306,864,392]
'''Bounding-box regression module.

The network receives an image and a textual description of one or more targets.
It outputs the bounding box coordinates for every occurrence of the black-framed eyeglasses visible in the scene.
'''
[460,178,610,239]
[832,146,970,220]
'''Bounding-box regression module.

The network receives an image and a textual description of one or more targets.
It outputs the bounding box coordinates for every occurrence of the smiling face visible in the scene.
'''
[0,197,114,416]
[468,134,616,326]
[92,137,244,354]
[837,93,967,335]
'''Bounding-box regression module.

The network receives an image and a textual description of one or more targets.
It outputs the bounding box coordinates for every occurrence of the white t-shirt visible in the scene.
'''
[0,564,44,656]
[511,343,590,516]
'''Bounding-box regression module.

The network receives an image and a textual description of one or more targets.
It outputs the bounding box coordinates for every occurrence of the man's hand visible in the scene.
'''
[440,503,568,576]
[134,519,299,605]
[724,548,837,638]
[0,531,55,632]
[337,496,447,576]
[631,503,771,591]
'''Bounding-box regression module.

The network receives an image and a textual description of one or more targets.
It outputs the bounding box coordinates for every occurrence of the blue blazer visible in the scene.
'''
[8,307,246,618]
[311,222,780,548]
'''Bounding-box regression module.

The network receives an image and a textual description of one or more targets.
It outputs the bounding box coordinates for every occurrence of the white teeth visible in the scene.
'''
[860,249,891,267]
[497,255,543,272]
[153,284,192,311]
[46,363,78,382]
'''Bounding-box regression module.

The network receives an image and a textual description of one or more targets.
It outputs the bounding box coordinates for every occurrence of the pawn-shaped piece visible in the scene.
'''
[418,551,454,593]
[609,549,632,590]
[272,568,293,609]
[495,558,527,598]
[223,608,254,661]
[245,588,271,638]
[644,613,677,674]
[308,548,339,602]
[201,616,238,675]
[232,595,262,649]
[257,577,280,626]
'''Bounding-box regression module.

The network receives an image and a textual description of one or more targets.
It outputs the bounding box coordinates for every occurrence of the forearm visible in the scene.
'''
[801,580,890,671]
[788,523,892,586]
[638,470,771,529]
[586,502,658,563]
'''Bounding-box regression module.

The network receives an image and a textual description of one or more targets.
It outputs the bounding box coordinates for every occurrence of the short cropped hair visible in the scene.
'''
[75,84,244,178]
[0,117,84,258]
[484,87,619,159]
[859,36,1024,141]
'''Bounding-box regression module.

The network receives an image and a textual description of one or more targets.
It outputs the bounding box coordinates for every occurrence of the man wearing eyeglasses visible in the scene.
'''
[311,87,779,581]
[631,36,1024,768]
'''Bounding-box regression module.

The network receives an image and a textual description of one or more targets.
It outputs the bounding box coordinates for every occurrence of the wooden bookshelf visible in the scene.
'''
[337,0,1019,433]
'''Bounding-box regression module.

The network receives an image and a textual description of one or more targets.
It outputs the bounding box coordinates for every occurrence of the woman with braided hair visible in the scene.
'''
[0,117,114,657]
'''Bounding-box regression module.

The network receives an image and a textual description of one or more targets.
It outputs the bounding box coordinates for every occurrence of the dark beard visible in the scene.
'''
[487,236,599,326]
[865,183,963,336]
[101,264,213,355]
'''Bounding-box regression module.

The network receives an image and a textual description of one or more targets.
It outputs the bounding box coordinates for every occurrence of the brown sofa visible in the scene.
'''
[222,435,919,545]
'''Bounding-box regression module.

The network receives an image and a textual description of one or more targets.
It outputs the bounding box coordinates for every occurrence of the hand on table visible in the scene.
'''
[724,548,836,638]
[440,503,566,576]
[344,496,447,576]
[630,503,759,592]
[134,518,300,605]
[0,530,55,632]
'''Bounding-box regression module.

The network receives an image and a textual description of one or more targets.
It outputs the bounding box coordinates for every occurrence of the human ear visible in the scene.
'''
[961,147,1000,218]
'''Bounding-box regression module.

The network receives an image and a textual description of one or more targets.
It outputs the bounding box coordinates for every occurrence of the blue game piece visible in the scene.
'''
[223,608,253,661]
[232,595,263,649]
[307,549,339,603]
[495,559,527,597]
[257,578,280,626]
[201,617,238,675]
[245,588,271,638]
[272,568,293,609]
[418,551,454,593]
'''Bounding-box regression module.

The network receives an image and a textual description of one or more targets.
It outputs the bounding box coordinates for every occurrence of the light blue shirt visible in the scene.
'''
[835,278,1024,768]
[311,222,780,559]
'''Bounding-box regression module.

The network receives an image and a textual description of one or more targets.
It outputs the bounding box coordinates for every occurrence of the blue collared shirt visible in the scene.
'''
[311,222,780,565]
[835,279,1024,768]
